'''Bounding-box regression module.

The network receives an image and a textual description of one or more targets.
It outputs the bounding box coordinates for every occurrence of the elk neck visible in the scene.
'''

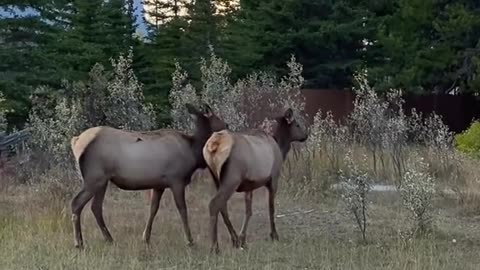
[191,117,212,168]
[273,118,291,160]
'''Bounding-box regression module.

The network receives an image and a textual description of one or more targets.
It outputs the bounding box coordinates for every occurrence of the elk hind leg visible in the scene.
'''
[142,188,165,244]
[207,167,239,248]
[71,187,96,248]
[90,182,113,243]
[208,179,239,254]
[239,191,253,248]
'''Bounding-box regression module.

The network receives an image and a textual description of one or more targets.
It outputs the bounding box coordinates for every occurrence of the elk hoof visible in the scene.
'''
[142,236,150,244]
[270,232,279,241]
[105,236,114,243]
[239,235,247,249]
[74,242,84,249]
[232,236,241,248]
[187,241,195,248]
[210,245,220,255]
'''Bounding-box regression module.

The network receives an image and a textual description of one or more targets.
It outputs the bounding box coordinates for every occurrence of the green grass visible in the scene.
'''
[1,180,480,270]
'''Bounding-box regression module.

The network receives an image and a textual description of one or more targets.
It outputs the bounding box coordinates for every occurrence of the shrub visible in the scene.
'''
[104,50,156,131]
[169,63,200,133]
[169,49,306,132]
[339,150,371,242]
[200,49,247,131]
[26,90,86,175]
[455,121,480,159]
[400,155,436,235]
[347,71,410,182]
[72,63,109,127]
[308,110,349,174]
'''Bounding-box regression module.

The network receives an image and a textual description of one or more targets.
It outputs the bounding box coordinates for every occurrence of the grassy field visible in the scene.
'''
[1,173,480,270]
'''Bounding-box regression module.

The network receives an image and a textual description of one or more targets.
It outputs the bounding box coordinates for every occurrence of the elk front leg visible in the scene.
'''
[267,183,279,241]
[91,183,113,243]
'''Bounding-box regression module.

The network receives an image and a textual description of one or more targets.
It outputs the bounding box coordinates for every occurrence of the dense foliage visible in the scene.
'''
[455,121,480,159]
[1,0,480,128]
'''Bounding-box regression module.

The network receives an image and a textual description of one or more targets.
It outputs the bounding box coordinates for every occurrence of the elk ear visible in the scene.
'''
[284,108,294,124]
[203,104,213,117]
[185,103,200,115]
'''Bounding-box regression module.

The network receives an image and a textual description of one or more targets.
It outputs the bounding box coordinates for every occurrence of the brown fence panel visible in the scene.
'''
[301,89,480,133]
[302,89,354,123]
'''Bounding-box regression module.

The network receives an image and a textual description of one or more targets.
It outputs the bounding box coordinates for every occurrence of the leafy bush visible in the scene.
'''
[400,156,436,235]
[455,121,480,159]
[169,63,200,133]
[27,93,86,174]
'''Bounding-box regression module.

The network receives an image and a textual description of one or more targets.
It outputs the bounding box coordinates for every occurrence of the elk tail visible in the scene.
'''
[70,128,100,179]
[70,136,79,151]
[203,130,234,180]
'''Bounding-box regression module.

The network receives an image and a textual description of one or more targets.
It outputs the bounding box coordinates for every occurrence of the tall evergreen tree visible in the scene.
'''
[45,0,139,83]
[0,1,53,126]
[142,0,191,125]
[1,0,143,127]
[216,0,261,80]
[369,0,480,94]
[103,0,138,57]
[220,0,373,89]
[183,0,219,83]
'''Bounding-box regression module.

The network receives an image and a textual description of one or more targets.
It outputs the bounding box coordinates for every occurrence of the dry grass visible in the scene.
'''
[1,170,480,270]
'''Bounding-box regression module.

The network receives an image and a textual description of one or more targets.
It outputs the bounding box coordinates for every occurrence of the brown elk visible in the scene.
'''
[203,108,308,254]
[69,103,234,249]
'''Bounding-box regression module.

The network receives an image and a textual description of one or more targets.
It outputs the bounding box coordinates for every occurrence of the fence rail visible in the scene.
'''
[0,129,31,157]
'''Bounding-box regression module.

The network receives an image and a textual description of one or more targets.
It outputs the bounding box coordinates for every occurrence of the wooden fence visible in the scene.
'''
[301,89,480,133]
[0,129,30,158]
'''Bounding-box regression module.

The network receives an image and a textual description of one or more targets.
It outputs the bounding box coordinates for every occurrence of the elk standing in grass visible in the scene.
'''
[203,108,308,254]
[70,103,231,249]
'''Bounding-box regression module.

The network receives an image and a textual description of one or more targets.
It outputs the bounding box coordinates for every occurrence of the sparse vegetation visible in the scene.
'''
[339,151,371,243]
[400,156,436,235]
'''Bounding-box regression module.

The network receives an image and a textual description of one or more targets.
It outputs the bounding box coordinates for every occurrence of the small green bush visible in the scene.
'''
[455,121,480,159]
